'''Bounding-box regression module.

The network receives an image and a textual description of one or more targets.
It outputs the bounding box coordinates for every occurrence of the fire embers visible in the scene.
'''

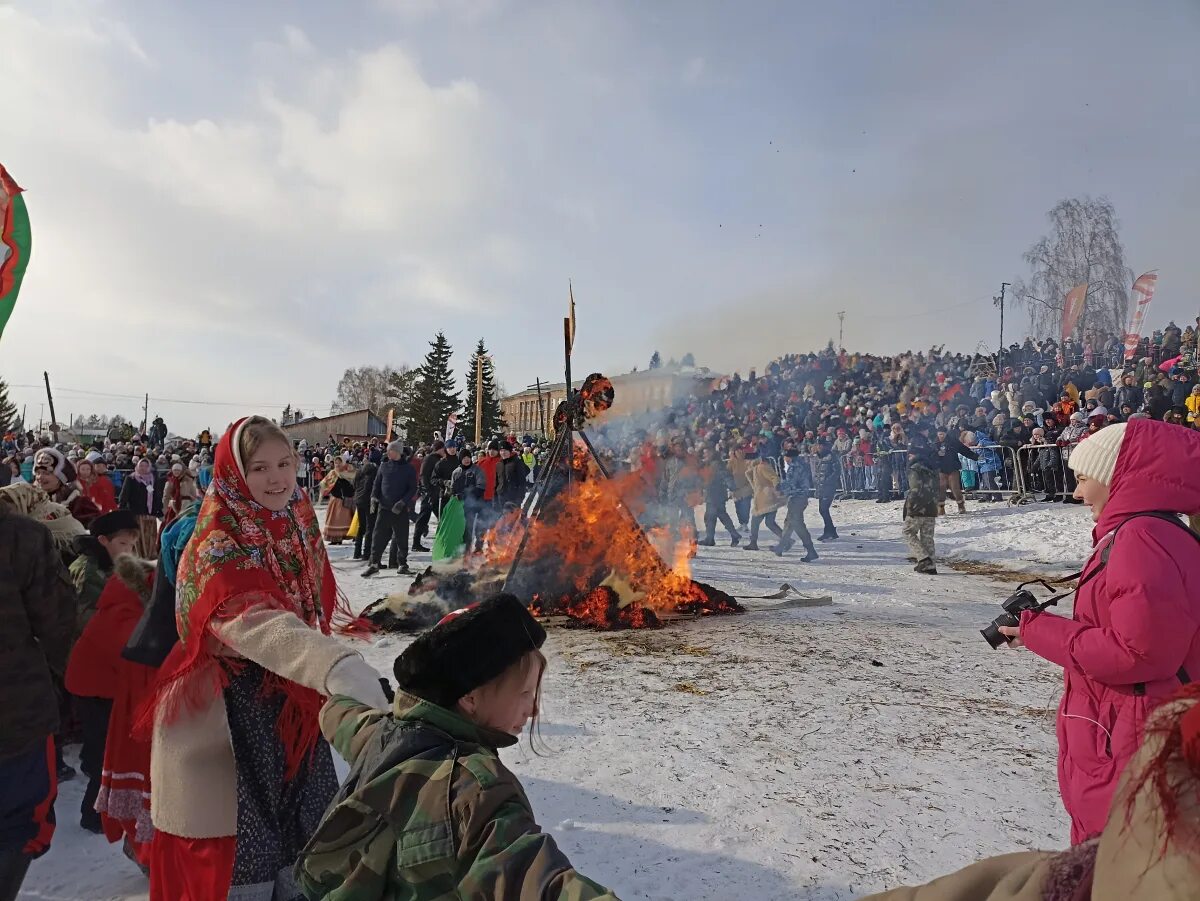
[493,458,744,630]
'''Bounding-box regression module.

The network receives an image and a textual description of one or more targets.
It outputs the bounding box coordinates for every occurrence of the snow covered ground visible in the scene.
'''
[21,498,1097,900]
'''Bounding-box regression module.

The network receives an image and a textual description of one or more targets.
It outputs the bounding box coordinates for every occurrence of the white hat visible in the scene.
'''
[1067,423,1127,486]
[85,450,103,464]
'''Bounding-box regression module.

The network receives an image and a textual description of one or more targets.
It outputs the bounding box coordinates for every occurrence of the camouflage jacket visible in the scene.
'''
[296,691,618,900]
[903,460,941,518]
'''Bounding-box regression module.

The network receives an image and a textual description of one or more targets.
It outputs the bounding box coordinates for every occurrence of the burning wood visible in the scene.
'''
[380,449,742,631]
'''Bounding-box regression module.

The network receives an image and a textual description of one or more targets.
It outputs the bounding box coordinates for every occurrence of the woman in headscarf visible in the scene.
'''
[76,457,118,514]
[317,457,356,544]
[118,457,161,558]
[141,416,386,900]
[161,461,198,530]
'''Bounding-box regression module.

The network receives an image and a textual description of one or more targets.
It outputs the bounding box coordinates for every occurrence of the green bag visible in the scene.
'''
[431,496,466,562]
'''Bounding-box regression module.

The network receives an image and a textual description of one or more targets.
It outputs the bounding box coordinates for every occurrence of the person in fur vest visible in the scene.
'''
[997,419,1200,843]
[860,687,1200,901]
[65,553,157,859]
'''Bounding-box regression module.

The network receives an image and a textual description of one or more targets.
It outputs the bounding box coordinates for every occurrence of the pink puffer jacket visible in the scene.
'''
[1021,418,1200,843]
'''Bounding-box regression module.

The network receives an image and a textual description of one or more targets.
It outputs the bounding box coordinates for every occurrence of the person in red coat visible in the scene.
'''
[999,418,1200,843]
[65,554,157,864]
[77,457,117,514]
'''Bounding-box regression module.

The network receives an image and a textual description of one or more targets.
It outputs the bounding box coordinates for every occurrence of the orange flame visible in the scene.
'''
[484,447,740,629]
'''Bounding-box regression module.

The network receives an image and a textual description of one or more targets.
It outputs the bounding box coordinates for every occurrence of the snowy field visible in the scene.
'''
[23,498,1096,900]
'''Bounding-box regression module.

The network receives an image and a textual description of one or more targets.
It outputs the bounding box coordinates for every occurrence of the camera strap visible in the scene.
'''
[1054,511,1198,695]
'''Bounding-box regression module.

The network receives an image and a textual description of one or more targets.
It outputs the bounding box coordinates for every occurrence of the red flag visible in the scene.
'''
[939,383,964,404]
[1061,283,1088,342]
[1123,272,1158,361]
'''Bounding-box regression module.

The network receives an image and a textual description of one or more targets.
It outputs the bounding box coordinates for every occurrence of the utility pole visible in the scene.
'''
[994,282,1010,373]
[837,311,845,350]
[43,371,58,437]
[143,393,149,435]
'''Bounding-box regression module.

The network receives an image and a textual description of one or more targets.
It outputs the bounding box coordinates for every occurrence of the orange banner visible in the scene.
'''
[1061,283,1088,342]
[1123,272,1158,360]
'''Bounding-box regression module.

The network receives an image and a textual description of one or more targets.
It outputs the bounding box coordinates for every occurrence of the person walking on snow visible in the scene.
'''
[773,447,818,560]
[903,436,940,575]
[813,439,840,540]
[698,447,741,547]
[996,418,1200,844]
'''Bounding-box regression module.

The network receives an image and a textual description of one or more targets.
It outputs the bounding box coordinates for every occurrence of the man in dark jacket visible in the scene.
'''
[413,440,448,552]
[813,440,840,540]
[1114,375,1143,414]
[933,427,978,515]
[0,499,76,897]
[363,442,419,578]
[495,442,530,510]
[772,448,816,559]
[698,448,741,547]
[352,451,379,561]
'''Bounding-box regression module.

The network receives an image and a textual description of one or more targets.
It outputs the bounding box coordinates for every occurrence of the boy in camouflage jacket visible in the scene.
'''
[297,594,617,900]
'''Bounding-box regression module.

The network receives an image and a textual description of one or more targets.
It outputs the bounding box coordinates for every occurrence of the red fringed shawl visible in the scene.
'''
[139,418,349,779]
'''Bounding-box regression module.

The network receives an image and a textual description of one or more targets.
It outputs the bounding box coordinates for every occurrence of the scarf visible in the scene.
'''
[0,481,85,552]
[132,462,155,513]
[138,418,342,779]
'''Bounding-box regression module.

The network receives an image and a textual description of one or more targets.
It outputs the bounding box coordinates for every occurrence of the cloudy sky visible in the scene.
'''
[3,0,1197,436]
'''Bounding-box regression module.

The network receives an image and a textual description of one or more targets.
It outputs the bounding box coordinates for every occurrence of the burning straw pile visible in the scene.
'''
[365,446,742,632]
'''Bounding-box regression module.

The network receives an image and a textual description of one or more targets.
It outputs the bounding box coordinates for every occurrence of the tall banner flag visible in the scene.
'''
[1061,283,1088,342]
[0,165,32,345]
[1123,272,1158,361]
[445,412,458,444]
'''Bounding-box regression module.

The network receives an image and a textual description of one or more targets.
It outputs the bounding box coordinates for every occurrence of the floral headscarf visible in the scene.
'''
[141,417,344,777]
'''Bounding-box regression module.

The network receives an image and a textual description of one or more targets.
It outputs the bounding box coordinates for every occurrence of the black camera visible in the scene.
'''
[981,580,1058,649]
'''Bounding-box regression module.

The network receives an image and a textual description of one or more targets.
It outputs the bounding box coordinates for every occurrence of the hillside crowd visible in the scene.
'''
[2,318,1199,901]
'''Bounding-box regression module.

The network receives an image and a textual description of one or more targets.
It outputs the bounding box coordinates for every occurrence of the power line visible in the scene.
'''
[5,383,329,409]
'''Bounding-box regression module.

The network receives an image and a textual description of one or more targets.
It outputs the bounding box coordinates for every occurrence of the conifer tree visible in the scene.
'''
[0,377,17,434]
[405,333,461,443]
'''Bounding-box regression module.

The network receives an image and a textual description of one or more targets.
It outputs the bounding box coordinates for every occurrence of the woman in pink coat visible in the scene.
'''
[999,417,1200,843]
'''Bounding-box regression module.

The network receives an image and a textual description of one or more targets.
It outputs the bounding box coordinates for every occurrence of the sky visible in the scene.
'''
[2,0,1198,436]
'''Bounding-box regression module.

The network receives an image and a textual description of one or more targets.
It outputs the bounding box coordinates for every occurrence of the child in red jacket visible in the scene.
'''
[65,555,157,864]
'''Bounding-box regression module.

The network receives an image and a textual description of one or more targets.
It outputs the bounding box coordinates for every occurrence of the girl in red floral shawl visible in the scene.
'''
[142,416,386,901]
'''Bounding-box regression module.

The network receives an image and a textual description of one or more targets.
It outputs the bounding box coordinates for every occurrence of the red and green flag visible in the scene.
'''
[0,164,32,345]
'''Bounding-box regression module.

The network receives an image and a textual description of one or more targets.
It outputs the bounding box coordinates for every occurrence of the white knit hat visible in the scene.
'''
[1067,422,1128,486]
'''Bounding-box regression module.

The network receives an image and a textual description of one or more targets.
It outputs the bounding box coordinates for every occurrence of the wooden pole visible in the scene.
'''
[43,371,58,437]
[475,353,484,443]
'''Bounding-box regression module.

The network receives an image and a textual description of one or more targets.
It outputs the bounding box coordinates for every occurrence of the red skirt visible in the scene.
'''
[150,831,235,900]
[96,662,157,868]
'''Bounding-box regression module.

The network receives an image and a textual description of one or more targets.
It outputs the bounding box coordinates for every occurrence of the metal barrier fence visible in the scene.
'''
[1010,440,1082,504]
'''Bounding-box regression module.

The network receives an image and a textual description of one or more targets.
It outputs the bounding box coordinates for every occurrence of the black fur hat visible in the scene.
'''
[393,593,546,708]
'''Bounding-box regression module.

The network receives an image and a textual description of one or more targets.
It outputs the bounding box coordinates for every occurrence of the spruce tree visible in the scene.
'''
[406,332,461,444]
[0,377,17,434]
[463,338,506,443]
[649,351,662,370]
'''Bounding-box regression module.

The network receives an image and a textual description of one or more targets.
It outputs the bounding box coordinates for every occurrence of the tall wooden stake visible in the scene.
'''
[475,353,484,443]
